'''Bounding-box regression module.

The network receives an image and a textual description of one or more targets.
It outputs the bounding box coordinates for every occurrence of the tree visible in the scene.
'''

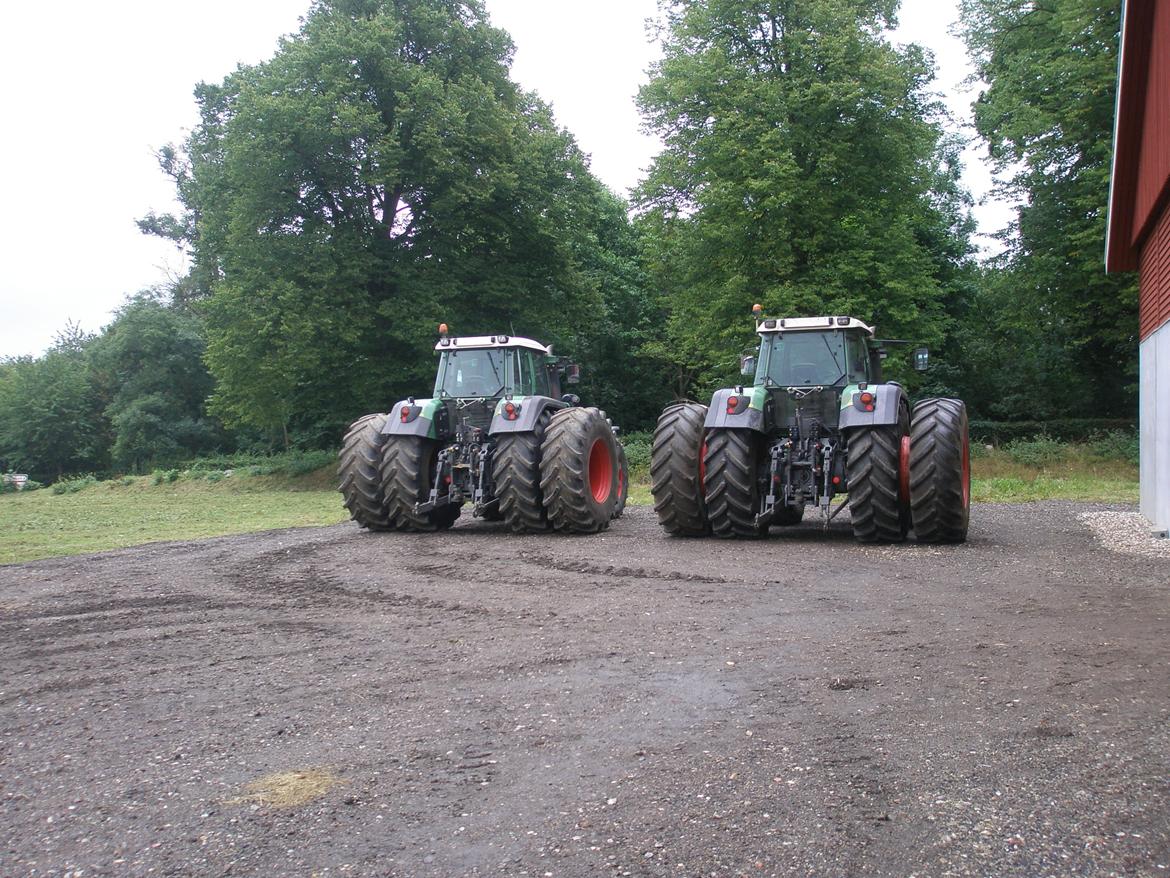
[958,0,1137,417]
[88,293,218,470]
[0,329,107,481]
[145,0,641,444]
[635,0,975,395]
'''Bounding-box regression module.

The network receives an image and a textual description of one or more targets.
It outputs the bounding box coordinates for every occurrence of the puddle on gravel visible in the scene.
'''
[226,767,342,808]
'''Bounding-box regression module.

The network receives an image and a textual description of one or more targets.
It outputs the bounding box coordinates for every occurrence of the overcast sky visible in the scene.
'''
[0,0,1007,359]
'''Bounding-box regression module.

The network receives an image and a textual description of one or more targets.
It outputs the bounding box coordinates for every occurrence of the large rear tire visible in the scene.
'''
[338,413,393,531]
[380,435,460,532]
[909,398,970,543]
[846,406,909,543]
[704,428,767,538]
[650,403,709,536]
[492,411,553,533]
[540,408,618,533]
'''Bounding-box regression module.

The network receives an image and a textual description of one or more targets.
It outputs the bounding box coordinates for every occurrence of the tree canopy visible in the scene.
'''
[957,0,1137,417]
[144,0,656,445]
[634,0,975,393]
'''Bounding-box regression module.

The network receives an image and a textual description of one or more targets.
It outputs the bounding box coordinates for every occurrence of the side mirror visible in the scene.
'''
[914,347,930,371]
[740,354,756,377]
[565,363,581,384]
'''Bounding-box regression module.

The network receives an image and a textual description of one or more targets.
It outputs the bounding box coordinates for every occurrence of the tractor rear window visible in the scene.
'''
[434,349,507,398]
[758,332,848,387]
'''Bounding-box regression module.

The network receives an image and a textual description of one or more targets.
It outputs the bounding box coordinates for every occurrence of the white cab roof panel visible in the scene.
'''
[434,335,551,354]
[756,316,875,335]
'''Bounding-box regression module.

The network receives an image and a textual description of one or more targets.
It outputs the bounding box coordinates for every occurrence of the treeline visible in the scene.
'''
[0,0,1135,483]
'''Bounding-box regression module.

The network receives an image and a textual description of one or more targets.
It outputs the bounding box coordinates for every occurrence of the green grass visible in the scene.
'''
[1,470,347,565]
[0,440,1138,565]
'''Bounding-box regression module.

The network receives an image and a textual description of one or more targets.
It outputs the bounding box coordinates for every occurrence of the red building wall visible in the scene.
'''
[1134,1,1170,246]
[1141,206,1170,338]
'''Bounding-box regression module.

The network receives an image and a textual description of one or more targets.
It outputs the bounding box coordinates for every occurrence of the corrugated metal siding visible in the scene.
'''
[1133,1,1170,240]
[1140,203,1170,340]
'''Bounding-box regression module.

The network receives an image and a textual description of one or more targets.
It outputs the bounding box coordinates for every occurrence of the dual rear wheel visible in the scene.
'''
[649,398,969,544]
[339,407,626,535]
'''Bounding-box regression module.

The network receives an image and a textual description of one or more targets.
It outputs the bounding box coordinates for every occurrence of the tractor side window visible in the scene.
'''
[846,333,870,383]
[508,350,551,397]
[530,353,551,397]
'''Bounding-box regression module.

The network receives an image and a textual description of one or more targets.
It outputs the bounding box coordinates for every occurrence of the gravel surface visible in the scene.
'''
[1,502,1168,877]
[1079,510,1170,559]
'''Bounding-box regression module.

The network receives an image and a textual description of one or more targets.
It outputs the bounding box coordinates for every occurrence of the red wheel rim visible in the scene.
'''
[899,434,911,506]
[588,438,613,504]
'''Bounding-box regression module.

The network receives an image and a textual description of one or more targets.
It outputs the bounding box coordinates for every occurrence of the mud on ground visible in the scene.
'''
[1,503,1167,877]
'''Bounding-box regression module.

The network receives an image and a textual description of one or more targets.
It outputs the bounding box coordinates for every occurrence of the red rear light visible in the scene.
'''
[727,396,741,414]
[504,402,519,420]
[400,405,411,422]
[859,392,874,405]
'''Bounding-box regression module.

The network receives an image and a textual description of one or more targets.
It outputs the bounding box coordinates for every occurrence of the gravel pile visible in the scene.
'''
[1078,509,1170,559]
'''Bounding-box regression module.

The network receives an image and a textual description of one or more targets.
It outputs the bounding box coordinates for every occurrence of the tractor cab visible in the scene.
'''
[745,316,877,389]
[432,330,578,401]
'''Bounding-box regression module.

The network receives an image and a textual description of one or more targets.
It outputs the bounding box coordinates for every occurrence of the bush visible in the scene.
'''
[151,468,180,485]
[205,470,227,483]
[51,475,98,495]
[1085,430,1140,465]
[1003,435,1066,467]
[622,431,652,480]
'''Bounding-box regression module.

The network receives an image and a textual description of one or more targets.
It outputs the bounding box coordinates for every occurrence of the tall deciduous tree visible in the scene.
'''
[635,0,974,394]
[145,0,644,442]
[958,0,1137,417]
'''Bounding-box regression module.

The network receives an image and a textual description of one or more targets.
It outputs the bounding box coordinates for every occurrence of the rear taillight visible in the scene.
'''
[503,402,520,420]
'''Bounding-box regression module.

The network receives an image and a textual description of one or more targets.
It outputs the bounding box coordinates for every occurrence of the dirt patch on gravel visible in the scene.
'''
[1,502,1167,877]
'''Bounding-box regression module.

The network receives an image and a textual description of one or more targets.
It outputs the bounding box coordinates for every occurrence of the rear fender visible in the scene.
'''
[838,383,907,430]
[704,387,767,432]
[382,398,443,439]
[489,396,568,434]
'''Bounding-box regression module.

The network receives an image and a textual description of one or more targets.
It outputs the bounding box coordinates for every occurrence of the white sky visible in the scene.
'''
[0,0,1009,359]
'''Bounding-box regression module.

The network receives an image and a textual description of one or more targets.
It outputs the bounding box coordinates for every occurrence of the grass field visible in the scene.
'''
[0,444,1139,565]
[0,472,348,565]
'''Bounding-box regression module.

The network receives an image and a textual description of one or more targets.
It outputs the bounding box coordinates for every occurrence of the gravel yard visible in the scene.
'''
[1,502,1167,877]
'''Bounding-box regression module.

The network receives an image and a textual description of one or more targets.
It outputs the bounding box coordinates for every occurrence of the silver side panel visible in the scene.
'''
[1140,323,1170,530]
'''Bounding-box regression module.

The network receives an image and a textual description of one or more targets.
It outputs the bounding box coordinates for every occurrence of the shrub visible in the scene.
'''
[51,475,98,495]
[152,469,180,485]
[1085,430,1140,465]
[621,431,652,480]
[1003,435,1066,467]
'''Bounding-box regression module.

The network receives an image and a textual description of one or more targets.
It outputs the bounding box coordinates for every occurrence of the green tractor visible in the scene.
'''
[650,311,970,543]
[339,327,627,534]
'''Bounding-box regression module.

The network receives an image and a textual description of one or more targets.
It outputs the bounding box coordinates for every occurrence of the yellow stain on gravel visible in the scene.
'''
[226,768,342,809]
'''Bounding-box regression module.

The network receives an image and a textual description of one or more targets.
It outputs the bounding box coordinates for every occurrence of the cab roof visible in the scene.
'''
[434,335,551,354]
[756,316,875,335]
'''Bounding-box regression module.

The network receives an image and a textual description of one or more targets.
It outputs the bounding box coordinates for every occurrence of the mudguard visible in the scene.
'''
[381,398,443,439]
[489,395,569,434]
[838,383,907,430]
[704,387,767,432]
